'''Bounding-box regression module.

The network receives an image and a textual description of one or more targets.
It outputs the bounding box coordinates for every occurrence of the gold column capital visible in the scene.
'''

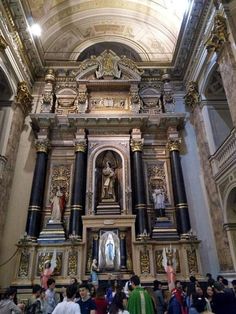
[0,35,8,51]
[74,140,87,153]
[120,232,126,240]
[205,13,229,53]
[16,81,33,116]
[130,139,144,152]
[35,139,50,153]
[167,138,181,152]
[184,81,200,111]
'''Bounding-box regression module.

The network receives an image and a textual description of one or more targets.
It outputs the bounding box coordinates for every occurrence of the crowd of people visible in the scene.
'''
[1,273,236,314]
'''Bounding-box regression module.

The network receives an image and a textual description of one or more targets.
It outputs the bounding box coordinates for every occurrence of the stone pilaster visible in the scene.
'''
[0,82,33,236]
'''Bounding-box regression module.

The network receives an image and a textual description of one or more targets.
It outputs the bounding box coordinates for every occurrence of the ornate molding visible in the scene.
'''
[167,138,181,152]
[130,139,144,152]
[205,13,229,52]
[0,35,8,51]
[184,81,200,111]
[15,81,33,116]
[35,139,50,153]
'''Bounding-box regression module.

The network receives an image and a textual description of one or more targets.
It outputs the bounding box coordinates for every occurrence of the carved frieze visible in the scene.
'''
[155,249,180,273]
[18,251,30,278]
[68,251,78,276]
[186,249,198,274]
[0,34,8,50]
[140,250,150,274]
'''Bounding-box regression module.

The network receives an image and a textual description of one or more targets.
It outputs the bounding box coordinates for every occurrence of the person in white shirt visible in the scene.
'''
[52,284,81,314]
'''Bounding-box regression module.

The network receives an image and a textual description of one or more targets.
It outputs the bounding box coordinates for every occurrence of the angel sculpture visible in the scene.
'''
[162,246,177,291]
[40,250,57,289]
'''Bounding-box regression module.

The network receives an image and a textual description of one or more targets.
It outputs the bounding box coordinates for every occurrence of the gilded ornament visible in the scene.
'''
[130,139,143,152]
[140,250,150,274]
[45,69,55,83]
[184,81,200,110]
[75,140,87,152]
[50,165,70,205]
[35,139,50,153]
[18,251,30,278]
[78,91,88,104]
[0,35,8,50]
[187,249,198,273]
[16,81,33,116]
[68,251,78,276]
[118,56,143,75]
[96,50,121,79]
[205,14,229,52]
[167,139,181,152]
[155,250,166,273]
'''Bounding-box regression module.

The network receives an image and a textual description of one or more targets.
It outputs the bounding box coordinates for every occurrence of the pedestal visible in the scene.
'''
[96,201,121,215]
[38,222,66,243]
[152,217,179,240]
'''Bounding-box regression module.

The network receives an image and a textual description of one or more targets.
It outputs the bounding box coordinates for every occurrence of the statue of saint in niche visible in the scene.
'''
[101,161,116,201]
[152,187,165,217]
[50,186,66,223]
[98,231,120,271]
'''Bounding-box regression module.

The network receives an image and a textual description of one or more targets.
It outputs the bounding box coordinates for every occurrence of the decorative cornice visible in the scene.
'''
[167,138,181,152]
[15,81,33,116]
[184,81,200,111]
[35,139,50,153]
[75,140,87,153]
[0,35,8,51]
[205,13,229,52]
[130,139,144,152]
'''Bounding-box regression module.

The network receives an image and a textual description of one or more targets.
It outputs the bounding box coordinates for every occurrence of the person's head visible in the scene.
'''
[206,286,214,298]
[195,286,203,296]
[109,291,127,314]
[222,278,228,287]
[130,275,140,288]
[70,277,78,285]
[89,284,96,297]
[45,261,51,269]
[79,283,90,299]
[47,278,55,290]
[153,280,162,291]
[4,287,17,300]
[189,276,197,283]
[96,286,106,299]
[232,280,236,289]
[216,275,224,283]
[213,281,224,292]
[175,280,182,289]
[32,284,41,297]
[66,284,77,299]
[206,273,212,279]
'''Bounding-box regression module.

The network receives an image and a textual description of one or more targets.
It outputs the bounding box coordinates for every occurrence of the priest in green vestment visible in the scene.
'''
[127,275,154,314]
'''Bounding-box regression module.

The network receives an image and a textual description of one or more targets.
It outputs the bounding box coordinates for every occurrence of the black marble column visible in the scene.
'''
[25,139,49,239]
[130,139,149,238]
[120,232,127,269]
[92,234,99,261]
[69,140,87,239]
[168,139,191,235]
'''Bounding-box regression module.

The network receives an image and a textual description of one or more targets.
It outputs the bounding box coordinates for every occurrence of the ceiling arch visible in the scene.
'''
[27,0,187,64]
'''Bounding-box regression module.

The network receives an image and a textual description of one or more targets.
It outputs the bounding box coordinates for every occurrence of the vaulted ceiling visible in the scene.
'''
[26,0,187,63]
[1,0,210,78]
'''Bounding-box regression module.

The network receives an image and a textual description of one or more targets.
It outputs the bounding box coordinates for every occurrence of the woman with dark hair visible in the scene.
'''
[205,285,215,313]
[109,291,129,314]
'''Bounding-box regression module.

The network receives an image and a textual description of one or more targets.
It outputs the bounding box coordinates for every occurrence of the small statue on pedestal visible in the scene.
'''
[50,186,66,223]
[152,187,165,217]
